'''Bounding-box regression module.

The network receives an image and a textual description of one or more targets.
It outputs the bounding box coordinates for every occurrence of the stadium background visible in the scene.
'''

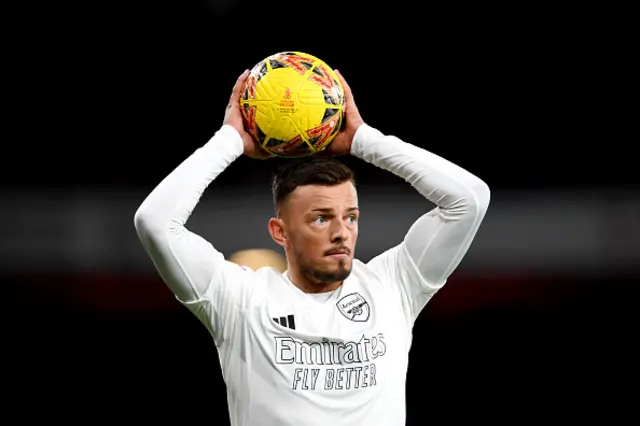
[6,0,636,423]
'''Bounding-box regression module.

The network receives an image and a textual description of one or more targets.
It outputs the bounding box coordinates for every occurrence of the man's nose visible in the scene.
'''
[331,218,350,242]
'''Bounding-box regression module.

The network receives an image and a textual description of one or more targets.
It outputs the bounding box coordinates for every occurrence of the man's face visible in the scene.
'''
[282,181,359,284]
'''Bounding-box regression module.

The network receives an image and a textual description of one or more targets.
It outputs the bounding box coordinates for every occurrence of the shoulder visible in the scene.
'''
[351,257,387,283]
[232,265,287,299]
[253,266,285,281]
[229,264,283,283]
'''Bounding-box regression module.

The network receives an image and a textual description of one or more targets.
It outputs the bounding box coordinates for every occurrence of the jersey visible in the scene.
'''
[134,123,491,426]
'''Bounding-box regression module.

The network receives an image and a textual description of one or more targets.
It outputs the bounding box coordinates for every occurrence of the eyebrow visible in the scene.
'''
[310,207,359,213]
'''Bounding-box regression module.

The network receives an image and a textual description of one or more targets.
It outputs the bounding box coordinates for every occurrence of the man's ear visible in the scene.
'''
[268,217,288,248]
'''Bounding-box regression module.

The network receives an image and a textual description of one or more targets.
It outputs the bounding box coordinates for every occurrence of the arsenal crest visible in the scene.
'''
[336,292,370,322]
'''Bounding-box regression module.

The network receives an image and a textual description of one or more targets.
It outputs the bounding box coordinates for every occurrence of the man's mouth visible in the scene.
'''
[325,248,350,256]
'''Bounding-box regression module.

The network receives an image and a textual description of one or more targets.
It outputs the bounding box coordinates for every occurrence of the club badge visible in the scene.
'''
[336,292,370,322]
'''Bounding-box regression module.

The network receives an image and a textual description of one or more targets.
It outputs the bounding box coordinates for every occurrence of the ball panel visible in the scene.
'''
[242,60,268,101]
[306,109,342,151]
[240,103,258,141]
[252,68,325,142]
[274,52,316,76]
[263,134,313,158]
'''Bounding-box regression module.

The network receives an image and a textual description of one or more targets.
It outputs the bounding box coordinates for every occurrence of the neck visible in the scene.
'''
[287,266,343,294]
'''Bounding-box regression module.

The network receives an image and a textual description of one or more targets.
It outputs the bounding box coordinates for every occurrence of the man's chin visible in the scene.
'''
[315,261,352,283]
[325,265,351,282]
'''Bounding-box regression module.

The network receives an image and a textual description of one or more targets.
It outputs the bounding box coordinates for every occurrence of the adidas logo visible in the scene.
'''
[273,314,296,330]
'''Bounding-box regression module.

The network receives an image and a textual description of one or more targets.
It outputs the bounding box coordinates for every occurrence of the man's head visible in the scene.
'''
[268,157,359,291]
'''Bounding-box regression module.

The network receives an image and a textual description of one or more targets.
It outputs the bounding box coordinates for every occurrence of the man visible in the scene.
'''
[134,69,490,425]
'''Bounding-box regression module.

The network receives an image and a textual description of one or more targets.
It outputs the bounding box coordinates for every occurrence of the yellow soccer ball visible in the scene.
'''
[240,51,345,158]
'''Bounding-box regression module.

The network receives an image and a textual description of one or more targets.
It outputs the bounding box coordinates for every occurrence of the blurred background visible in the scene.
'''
[5,0,637,423]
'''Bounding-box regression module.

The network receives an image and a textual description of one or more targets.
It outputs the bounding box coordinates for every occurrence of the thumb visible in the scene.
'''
[230,69,250,103]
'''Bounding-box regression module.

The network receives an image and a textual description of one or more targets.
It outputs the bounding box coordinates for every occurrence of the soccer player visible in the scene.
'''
[134,69,491,425]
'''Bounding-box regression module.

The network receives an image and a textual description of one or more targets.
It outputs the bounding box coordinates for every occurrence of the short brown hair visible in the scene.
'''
[271,157,356,214]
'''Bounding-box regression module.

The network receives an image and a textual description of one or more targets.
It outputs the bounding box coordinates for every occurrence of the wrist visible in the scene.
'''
[349,123,371,156]
[212,125,245,156]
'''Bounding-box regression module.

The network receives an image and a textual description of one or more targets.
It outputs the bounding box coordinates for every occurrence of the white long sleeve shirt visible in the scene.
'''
[134,123,490,426]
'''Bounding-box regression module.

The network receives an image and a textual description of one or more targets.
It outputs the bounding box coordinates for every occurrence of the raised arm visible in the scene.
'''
[354,124,490,322]
[133,125,245,302]
[327,71,490,323]
[133,70,269,344]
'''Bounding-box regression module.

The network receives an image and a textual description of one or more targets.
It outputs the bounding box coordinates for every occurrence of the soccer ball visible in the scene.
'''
[240,51,345,158]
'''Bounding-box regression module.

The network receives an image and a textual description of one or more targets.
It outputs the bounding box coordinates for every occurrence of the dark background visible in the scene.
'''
[6,0,637,423]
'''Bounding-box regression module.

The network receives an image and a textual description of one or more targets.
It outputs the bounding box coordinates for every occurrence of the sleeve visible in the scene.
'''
[351,124,491,325]
[133,125,255,346]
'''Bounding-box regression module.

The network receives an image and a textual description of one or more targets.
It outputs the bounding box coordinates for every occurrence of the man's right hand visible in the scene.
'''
[223,70,273,159]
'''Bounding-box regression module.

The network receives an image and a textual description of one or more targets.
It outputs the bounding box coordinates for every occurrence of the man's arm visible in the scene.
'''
[353,124,491,324]
[134,125,253,344]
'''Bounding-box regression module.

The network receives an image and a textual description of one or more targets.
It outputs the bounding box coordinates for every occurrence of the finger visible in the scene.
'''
[243,136,274,159]
[334,69,354,102]
[314,149,334,158]
[255,148,275,159]
[230,69,250,101]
